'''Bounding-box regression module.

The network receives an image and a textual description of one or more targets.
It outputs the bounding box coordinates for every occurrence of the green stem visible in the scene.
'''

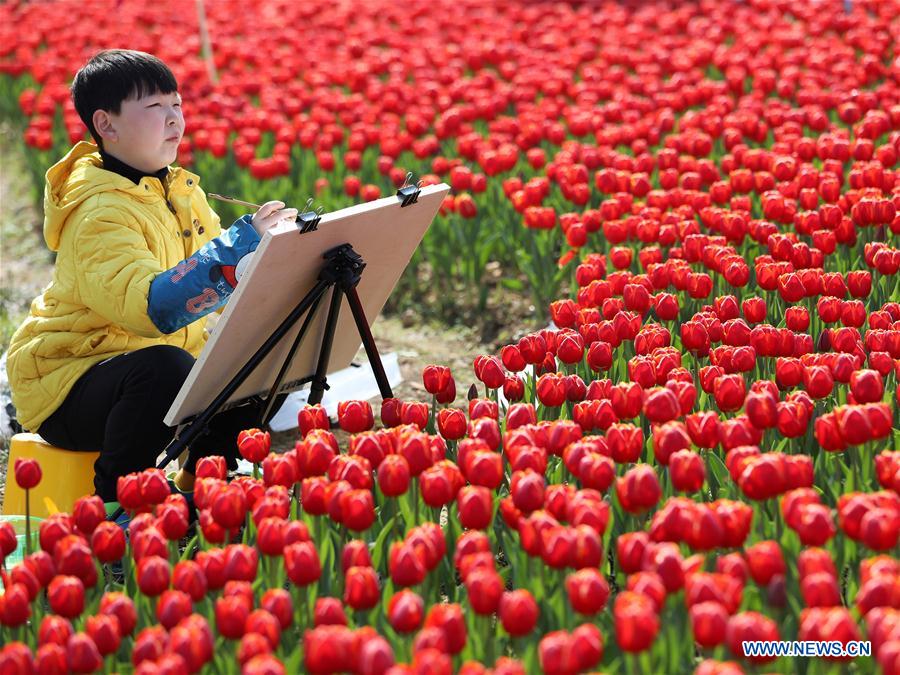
[25,489,32,556]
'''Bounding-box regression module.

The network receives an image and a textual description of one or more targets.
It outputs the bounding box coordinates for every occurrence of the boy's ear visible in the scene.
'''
[92,110,117,143]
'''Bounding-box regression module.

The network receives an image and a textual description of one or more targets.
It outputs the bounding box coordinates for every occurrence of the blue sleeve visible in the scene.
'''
[147,215,260,334]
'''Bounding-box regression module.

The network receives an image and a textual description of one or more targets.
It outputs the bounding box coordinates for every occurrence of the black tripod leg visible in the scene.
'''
[345,286,394,400]
[155,278,333,470]
[308,284,344,406]
[260,289,328,425]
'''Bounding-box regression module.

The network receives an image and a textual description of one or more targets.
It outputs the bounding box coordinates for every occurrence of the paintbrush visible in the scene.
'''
[207,193,262,209]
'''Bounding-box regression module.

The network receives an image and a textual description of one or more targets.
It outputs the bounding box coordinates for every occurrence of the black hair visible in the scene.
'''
[71,49,178,147]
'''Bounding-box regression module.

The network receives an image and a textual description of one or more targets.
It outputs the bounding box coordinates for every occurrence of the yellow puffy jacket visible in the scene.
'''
[6,141,222,432]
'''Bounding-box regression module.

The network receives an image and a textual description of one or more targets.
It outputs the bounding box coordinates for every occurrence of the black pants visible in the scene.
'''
[38,345,285,502]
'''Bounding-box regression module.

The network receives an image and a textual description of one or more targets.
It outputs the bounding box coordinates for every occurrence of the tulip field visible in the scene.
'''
[4,0,900,672]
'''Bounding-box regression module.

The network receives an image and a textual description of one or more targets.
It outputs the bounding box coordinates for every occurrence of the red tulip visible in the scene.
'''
[337,400,374,433]
[465,567,503,615]
[501,345,527,372]
[652,421,690,466]
[90,521,126,563]
[238,428,271,464]
[0,583,31,626]
[669,450,706,492]
[419,464,459,508]
[216,596,250,640]
[245,609,281,649]
[607,423,644,463]
[48,575,84,619]
[389,541,426,587]
[616,464,661,514]
[344,566,380,610]
[616,532,649,574]
[726,611,779,663]
[536,373,567,407]
[745,541,786,585]
[713,374,746,412]
[801,572,841,608]
[168,614,214,672]
[237,632,270,667]
[565,568,610,615]
[14,457,41,489]
[850,369,884,403]
[397,431,433,476]
[376,454,410,497]
[614,592,660,652]
[284,542,320,586]
[503,375,526,402]
[499,589,539,636]
[642,387,680,424]
[538,631,579,675]
[357,635,395,674]
[132,625,168,667]
[340,489,376,531]
[400,401,429,429]
[506,403,537,430]
[196,456,227,479]
[85,613,121,655]
[456,485,493,530]
[338,541,370,577]
[99,592,136,637]
[312,597,347,627]
[39,615,74,647]
[35,643,66,674]
[66,632,102,674]
[474,355,505,389]
[380,398,402,428]
[298,404,330,438]
[116,473,143,511]
[436,408,467,440]
[690,601,728,648]
[423,365,452,395]
[212,483,248,530]
[388,590,424,633]
[859,507,900,551]
[424,603,467,654]
[571,623,604,672]
[510,470,545,513]
[262,454,297,489]
[137,556,171,597]
[742,297,767,323]
[258,590,292,632]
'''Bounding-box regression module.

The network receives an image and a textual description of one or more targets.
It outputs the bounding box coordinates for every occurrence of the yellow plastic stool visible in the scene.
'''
[2,434,99,518]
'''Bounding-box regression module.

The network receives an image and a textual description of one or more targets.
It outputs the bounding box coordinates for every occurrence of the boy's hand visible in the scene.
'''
[251,201,298,236]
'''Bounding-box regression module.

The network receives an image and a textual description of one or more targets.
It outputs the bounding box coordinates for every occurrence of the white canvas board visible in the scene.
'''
[165,184,449,426]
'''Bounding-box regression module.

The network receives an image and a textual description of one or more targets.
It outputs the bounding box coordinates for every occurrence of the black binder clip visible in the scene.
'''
[396,172,422,208]
[297,198,324,233]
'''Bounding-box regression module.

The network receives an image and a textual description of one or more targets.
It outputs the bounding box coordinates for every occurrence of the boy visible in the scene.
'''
[6,49,296,504]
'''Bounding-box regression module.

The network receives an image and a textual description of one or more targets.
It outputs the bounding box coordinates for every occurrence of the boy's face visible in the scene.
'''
[94,90,184,173]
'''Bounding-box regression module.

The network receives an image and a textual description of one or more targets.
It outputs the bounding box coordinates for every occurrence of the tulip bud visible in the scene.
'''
[48,575,85,619]
[565,568,610,615]
[238,429,271,464]
[388,590,424,633]
[614,592,659,653]
[14,457,41,490]
[66,632,102,674]
[343,566,380,610]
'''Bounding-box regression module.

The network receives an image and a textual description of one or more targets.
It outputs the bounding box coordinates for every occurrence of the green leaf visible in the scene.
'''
[371,515,397,573]
[501,278,524,291]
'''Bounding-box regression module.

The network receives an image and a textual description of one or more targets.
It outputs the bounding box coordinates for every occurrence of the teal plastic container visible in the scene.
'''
[0,515,45,567]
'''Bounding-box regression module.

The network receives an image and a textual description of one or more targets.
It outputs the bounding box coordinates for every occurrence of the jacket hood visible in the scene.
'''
[42,141,191,251]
